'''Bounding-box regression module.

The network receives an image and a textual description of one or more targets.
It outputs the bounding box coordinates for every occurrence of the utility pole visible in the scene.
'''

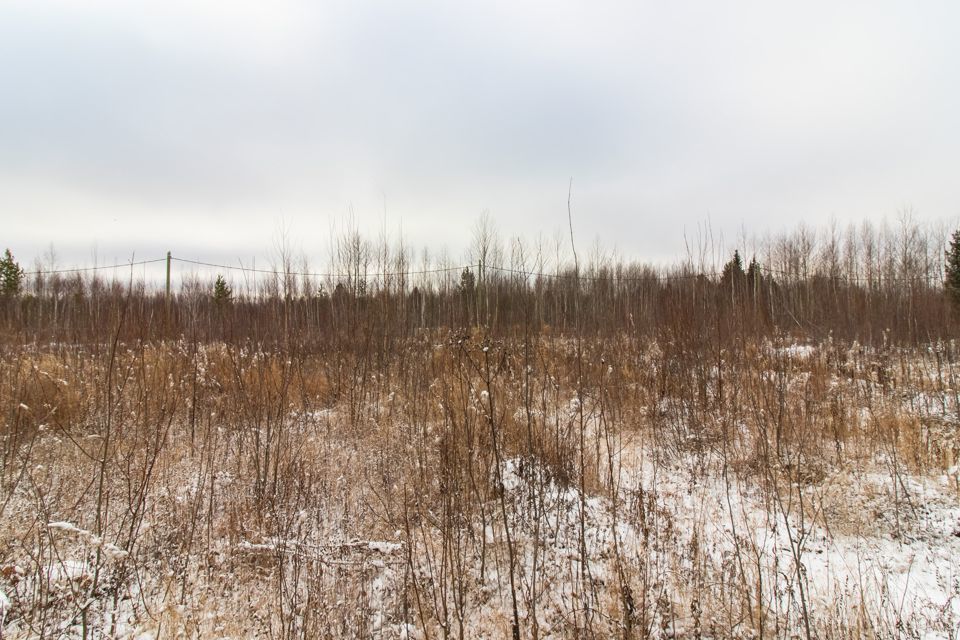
[165,251,171,300]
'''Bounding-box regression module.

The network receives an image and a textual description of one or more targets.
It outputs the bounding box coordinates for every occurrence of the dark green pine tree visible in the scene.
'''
[945,229,960,310]
[746,256,763,292]
[459,267,476,295]
[213,274,232,304]
[720,250,746,292]
[0,249,24,297]
[459,267,477,325]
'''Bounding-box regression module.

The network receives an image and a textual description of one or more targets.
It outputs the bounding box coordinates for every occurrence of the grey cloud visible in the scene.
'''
[1,1,959,267]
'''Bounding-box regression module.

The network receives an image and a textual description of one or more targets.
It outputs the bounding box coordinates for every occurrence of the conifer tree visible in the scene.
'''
[746,256,763,293]
[945,229,960,309]
[459,267,476,294]
[720,250,746,293]
[213,274,232,304]
[0,249,24,297]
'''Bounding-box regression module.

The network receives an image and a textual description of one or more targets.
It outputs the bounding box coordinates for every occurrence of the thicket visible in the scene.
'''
[0,219,954,346]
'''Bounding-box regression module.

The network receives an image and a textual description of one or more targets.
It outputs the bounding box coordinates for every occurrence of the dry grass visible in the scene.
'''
[0,331,957,638]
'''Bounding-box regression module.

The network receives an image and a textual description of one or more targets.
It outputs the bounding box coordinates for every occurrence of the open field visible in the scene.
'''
[2,222,960,638]
[3,0,959,636]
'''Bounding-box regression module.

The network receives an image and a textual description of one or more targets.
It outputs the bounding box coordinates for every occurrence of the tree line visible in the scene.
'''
[3,219,960,345]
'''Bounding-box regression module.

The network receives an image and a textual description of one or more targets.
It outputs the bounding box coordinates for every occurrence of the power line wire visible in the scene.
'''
[19,254,946,286]
[23,258,167,276]
[170,257,469,279]
[483,264,720,282]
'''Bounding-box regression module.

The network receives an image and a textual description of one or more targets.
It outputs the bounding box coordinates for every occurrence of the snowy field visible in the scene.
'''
[1,338,959,638]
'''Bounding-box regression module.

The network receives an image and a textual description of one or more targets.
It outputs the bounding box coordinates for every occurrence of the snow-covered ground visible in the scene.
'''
[3,340,960,638]
[3,434,958,638]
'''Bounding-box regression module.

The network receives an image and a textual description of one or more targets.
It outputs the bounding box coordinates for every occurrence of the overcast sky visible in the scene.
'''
[2,0,958,273]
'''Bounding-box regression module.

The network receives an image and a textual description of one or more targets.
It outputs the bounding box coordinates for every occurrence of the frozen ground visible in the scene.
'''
[2,340,960,638]
[3,437,957,638]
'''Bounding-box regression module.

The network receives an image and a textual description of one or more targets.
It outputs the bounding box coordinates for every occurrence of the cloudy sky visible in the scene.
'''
[1,0,958,273]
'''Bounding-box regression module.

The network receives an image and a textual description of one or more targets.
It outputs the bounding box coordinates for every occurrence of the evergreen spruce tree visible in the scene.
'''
[459,267,476,325]
[746,256,763,293]
[945,229,960,309]
[0,249,24,297]
[720,250,746,291]
[459,267,476,294]
[213,274,232,304]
